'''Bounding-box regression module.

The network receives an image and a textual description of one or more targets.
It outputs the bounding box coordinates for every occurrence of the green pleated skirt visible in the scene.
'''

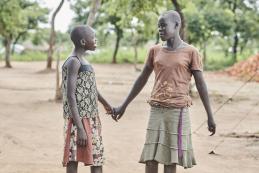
[139,106,196,169]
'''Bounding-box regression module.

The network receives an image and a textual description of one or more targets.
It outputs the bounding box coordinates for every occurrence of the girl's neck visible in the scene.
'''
[165,35,183,50]
[72,47,86,58]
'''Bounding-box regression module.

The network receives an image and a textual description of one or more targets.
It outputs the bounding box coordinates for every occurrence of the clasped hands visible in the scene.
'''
[103,104,126,122]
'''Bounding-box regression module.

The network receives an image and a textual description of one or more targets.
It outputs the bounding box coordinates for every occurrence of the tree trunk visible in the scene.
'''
[46,0,64,69]
[231,0,238,63]
[171,0,187,41]
[133,43,138,69]
[5,38,12,68]
[112,29,122,64]
[232,32,238,62]
[203,41,207,66]
[240,39,247,54]
[12,31,26,54]
[55,47,62,101]
[87,0,101,26]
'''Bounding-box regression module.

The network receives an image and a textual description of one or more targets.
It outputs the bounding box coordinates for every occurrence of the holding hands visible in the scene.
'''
[113,105,126,121]
[103,103,126,122]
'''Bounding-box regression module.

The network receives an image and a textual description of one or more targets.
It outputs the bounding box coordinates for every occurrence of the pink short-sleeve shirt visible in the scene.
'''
[146,44,203,108]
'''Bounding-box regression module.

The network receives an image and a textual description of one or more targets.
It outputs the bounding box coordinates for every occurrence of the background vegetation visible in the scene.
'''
[0,0,259,71]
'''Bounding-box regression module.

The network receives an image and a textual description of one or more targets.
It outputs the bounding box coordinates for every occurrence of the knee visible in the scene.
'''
[91,166,102,172]
[67,161,78,168]
[164,164,176,170]
[146,160,158,166]
[66,161,78,173]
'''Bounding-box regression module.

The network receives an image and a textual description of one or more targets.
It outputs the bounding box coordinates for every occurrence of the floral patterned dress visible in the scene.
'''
[62,56,104,166]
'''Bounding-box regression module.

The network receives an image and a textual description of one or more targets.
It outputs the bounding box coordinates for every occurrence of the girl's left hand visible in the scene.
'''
[208,118,216,136]
[103,103,117,121]
[104,103,113,114]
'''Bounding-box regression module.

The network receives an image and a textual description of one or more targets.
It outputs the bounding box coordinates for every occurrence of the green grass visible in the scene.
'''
[12,50,47,61]
[204,48,257,71]
[88,46,147,64]
[4,49,71,61]
[2,46,147,64]
[1,45,257,72]
[204,50,234,71]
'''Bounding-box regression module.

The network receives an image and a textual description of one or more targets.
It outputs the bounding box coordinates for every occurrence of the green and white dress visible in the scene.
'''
[62,56,104,166]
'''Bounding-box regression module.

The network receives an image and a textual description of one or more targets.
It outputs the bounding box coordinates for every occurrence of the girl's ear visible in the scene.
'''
[80,39,86,46]
[175,22,179,29]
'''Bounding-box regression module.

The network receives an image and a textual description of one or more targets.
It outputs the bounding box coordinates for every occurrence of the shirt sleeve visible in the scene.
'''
[190,49,203,71]
[145,47,155,69]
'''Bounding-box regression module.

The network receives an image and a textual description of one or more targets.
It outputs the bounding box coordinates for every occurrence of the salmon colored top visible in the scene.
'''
[146,44,203,108]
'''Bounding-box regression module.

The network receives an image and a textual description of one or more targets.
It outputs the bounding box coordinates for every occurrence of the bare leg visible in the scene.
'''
[164,164,176,173]
[66,161,78,173]
[146,161,158,173]
[91,166,102,173]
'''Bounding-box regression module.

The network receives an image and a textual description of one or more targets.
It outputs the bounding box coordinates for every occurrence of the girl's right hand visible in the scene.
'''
[113,105,126,121]
[77,128,87,147]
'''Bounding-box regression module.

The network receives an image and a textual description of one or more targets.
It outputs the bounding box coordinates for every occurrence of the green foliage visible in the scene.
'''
[69,0,91,26]
[0,0,48,39]
[3,0,258,71]
[11,48,71,61]
[88,46,147,64]
[31,28,50,45]
[184,1,233,44]
[0,0,26,39]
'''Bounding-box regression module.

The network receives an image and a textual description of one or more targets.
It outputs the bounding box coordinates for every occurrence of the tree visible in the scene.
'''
[69,0,91,25]
[0,0,23,68]
[171,0,187,41]
[11,2,48,53]
[0,0,47,68]
[46,0,64,69]
[129,19,150,71]
[184,1,233,65]
[105,0,165,63]
[220,0,259,62]
[109,15,123,64]
[55,46,62,101]
[87,0,102,26]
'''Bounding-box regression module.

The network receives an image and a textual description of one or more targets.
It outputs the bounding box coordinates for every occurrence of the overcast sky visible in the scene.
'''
[39,0,75,33]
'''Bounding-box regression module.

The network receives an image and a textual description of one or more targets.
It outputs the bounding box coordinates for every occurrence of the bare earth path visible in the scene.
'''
[0,61,259,173]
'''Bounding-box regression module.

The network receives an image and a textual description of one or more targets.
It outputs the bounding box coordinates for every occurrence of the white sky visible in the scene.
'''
[39,0,75,33]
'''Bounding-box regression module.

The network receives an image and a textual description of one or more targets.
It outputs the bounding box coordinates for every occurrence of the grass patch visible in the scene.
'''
[88,46,147,64]
[1,45,256,72]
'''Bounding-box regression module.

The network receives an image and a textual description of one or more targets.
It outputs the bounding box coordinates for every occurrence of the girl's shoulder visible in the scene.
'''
[150,44,163,51]
[147,44,163,56]
[62,56,81,70]
[181,43,200,54]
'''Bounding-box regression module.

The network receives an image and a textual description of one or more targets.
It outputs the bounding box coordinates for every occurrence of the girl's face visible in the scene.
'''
[158,16,177,41]
[81,31,97,51]
[86,34,97,51]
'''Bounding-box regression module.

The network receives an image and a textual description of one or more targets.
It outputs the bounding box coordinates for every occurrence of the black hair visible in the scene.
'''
[162,10,181,28]
[70,25,92,47]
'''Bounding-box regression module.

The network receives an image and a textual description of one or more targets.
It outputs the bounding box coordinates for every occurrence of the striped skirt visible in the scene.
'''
[139,106,196,168]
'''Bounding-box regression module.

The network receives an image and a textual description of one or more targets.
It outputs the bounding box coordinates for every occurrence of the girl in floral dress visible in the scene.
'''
[62,25,114,173]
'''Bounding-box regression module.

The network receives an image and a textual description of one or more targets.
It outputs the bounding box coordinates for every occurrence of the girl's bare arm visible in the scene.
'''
[97,91,115,120]
[114,64,153,120]
[66,58,87,146]
[193,70,216,135]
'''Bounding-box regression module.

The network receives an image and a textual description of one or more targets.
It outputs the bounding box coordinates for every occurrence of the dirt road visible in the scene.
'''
[0,61,258,173]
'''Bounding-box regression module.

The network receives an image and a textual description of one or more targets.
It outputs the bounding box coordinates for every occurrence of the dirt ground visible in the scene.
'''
[0,61,259,173]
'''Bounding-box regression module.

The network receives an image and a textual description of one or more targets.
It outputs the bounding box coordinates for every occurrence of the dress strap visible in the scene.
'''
[62,55,81,69]
[73,55,82,65]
